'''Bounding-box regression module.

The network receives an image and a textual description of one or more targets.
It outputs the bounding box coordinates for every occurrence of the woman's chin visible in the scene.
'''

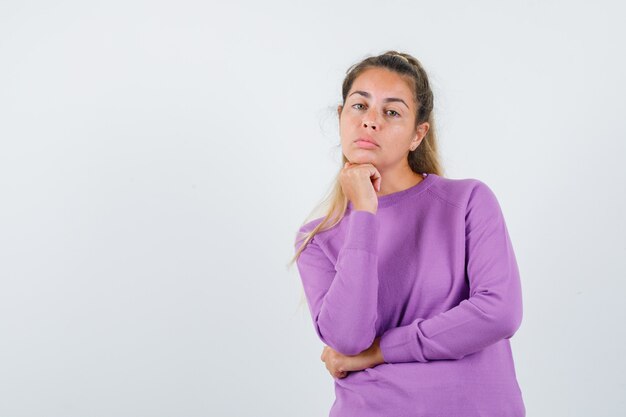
[351,158,377,166]
[345,153,375,164]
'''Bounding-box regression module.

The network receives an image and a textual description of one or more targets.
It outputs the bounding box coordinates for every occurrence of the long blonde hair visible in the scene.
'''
[288,50,446,309]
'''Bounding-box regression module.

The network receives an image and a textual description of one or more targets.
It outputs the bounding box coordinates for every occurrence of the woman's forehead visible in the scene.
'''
[351,68,413,97]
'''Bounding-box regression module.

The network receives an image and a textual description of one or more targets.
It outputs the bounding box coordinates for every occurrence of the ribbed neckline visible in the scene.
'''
[347,172,437,210]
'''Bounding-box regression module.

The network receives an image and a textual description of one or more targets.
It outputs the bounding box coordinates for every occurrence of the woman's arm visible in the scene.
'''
[295,210,382,356]
[378,181,523,363]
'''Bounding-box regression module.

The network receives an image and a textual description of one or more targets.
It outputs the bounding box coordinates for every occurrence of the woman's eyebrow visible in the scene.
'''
[348,90,409,109]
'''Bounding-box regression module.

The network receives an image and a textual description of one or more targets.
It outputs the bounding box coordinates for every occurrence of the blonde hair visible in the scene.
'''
[288,50,446,309]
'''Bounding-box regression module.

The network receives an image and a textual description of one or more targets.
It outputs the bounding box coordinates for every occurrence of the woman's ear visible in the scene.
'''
[337,104,343,119]
[418,122,430,140]
[410,135,423,151]
[411,122,430,151]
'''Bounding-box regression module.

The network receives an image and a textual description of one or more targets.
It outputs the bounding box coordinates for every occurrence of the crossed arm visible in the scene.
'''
[295,182,523,378]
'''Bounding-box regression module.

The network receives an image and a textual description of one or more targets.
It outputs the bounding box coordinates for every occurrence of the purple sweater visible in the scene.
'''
[294,173,525,417]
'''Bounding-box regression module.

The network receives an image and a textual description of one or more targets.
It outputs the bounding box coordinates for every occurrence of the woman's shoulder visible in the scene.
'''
[298,216,325,235]
[294,210,351,251]
[427,174,497,208]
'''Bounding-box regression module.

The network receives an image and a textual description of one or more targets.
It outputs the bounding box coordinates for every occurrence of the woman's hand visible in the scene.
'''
[340,161,381,214]
[320,337,385,379]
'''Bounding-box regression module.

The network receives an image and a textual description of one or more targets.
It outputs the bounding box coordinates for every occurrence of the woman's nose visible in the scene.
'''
[363,120,377,130]
[362,110,379,130]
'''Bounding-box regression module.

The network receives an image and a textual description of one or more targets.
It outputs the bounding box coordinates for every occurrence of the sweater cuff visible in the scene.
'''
[379,322,427,363]
[343,210,380,253]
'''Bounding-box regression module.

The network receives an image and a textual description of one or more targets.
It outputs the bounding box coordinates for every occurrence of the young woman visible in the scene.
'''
[291,51,525,417]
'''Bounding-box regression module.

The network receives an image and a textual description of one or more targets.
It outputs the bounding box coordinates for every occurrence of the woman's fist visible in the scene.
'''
[320,337,385,380]
[340,161,381,214]
[321,345,348,379]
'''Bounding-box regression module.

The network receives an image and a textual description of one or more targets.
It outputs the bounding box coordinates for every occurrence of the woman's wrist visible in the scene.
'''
[371,337,386,366]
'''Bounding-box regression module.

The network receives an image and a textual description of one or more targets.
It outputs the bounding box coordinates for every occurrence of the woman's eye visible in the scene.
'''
[351,104,400,118]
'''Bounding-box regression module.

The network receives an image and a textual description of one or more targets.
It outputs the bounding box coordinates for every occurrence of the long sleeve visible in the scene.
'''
[294,210,380,356]
[379,181,523,363]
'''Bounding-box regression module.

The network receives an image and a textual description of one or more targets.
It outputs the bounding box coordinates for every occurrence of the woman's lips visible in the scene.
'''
[355,140,378,149]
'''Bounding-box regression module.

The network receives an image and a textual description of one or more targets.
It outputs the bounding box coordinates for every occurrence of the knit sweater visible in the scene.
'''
[294,172,525,417]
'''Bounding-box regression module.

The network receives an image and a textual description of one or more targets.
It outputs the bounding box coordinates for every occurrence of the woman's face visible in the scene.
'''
[338,67,428,170]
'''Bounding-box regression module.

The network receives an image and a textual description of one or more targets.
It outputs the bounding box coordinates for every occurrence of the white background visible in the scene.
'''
[1,1,625,416]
